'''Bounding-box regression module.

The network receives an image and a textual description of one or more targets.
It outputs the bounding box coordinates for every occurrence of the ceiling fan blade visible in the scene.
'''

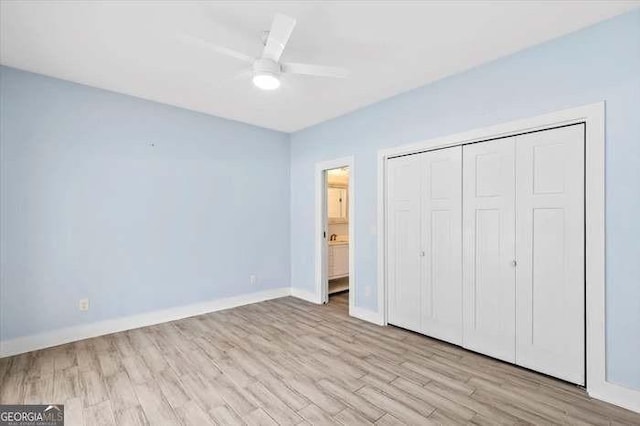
[262,13,296,62]
[282,62,349,78]
[178,33,254,63]
[233,68,253,81]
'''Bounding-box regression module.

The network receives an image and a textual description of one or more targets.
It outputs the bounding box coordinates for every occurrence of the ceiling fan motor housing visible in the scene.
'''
[253,58,281,78]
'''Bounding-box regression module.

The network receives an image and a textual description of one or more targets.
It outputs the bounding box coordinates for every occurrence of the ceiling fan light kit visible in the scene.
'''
[180,13,349,92]
[252,58,281,90]
[252,74,280,90]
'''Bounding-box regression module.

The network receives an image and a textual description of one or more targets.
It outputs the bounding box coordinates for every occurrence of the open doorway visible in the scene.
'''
[315,157,354,314]
[326,166,350,309]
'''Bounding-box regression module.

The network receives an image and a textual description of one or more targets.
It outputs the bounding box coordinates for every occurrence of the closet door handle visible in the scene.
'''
[511,260,517,267]
[420,251,425,257]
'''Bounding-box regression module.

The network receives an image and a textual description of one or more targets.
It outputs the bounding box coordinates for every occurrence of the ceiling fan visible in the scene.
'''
[179,13,349,90]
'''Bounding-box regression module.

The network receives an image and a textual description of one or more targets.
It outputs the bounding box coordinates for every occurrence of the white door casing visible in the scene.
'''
[515,124,585,385]
[420,146,463,344]
[314,156,355,311]
[321,171,330,304]
[462,138,517,363]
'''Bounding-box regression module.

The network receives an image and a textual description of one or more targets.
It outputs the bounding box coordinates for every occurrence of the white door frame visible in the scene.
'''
[377,102,639,413]
[314,156,355,312]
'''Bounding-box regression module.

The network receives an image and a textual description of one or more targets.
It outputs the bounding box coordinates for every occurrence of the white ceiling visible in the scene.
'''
[1,1,638,132]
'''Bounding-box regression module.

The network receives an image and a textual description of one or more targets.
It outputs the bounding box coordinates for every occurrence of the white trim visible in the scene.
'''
[0,287,290,358]
[590,382,640,413]
[290,287,319,304]
[377,151,387,324]
[350,306,385,326]
[313,157,355,313]
[375,102,631,410]
[583,102,607,399]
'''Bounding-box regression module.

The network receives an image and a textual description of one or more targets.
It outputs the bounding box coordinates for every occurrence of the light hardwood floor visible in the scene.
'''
[1,293,639,425]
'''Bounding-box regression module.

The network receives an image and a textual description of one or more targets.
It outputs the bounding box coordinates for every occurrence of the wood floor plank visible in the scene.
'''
[112,405,149,426]
[356,385,432,425]
[471,388,557,424]
[121,355,154,385]
[298,403,337,425]
[52,345,77,372]
[64,397,85,426]
[359,374,436,419]
[256,373,309,411]
[112,332,138,359]
[423,380,524,424]
[333,408,374,425]
[246,381,303,425]
[79,369,109,407]
[401,360,475,395]
[29,349,55,379]
[155,368,190,409]
[174,399,217,426]
[132,380,181,425]
[0,292,638,426]
[76,341,101,373]
[374,413,405,425]
[0,357,12,384]
[98,351,123,378]
[1,354,31,403]
[53,366,81,403]
[285,377,346,415]
[390,376,473,421]
[23,374,54,404]
[105,371,141,413]
[138,344,169,374]
[179,371,226,413]
[243,408,278,426]
[84,399,117,426]
[216,375,259,416]
[318,379,384,422]
[469,376,569,423]
[209,404,245,425]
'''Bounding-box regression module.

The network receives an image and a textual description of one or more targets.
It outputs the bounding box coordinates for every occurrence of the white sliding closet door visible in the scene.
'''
[515,124,585,385]
[462,138,516,363]
[387,154,422,331]
[420,147,462,344]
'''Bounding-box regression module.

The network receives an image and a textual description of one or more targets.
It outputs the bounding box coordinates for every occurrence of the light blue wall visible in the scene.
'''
[2,10,639,391]
[0,66,290,341]
[290,10,640,389]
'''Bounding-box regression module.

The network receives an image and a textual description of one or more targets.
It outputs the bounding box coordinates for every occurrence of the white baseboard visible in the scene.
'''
[350,306,384,326]
[0,287,291,358]
[290,287,321,304]
[589,381,640,413]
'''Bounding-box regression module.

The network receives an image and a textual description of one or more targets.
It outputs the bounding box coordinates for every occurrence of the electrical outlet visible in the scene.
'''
[365,286,371,297]
[79,298,90,311]
[250,275,257,285]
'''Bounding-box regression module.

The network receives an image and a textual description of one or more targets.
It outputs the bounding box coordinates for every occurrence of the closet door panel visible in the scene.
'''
[421,147,463,344]
[387,155,422,331]
[515,124,585,385]
[462,139,516,363]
